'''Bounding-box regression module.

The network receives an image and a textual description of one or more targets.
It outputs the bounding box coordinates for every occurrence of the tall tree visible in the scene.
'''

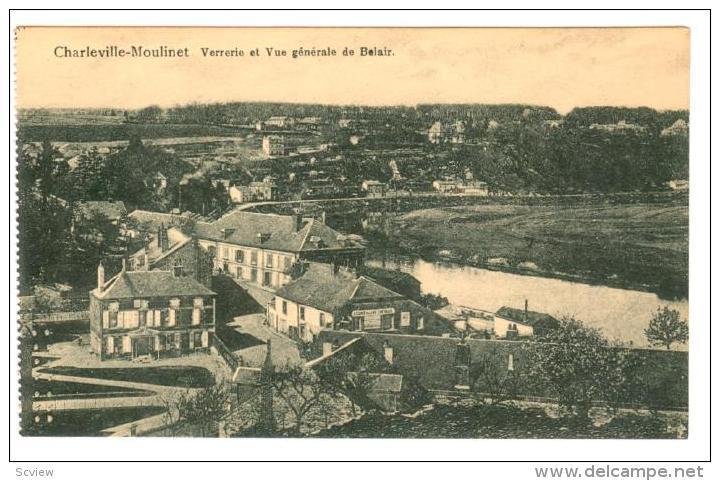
[526,317,631,422]
[645,307,689,350]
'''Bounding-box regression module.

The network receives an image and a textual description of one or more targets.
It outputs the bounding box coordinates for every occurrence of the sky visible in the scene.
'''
[15,27,689,114]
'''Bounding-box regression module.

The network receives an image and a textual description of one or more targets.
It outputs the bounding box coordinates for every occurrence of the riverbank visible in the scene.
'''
[366,201,688,301]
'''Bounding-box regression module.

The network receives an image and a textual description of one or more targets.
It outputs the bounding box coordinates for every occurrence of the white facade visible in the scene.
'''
[262,135,285,157]
[198,239,297,289]
[268,295,335,342]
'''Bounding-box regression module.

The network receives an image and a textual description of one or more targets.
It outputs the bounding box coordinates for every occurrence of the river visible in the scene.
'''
[366,257,688,349]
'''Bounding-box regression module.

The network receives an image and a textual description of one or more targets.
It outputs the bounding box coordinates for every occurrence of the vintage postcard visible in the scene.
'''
[15,25,691,444]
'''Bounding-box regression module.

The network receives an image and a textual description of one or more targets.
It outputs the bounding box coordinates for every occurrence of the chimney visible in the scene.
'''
[383,340,394,364]
[97,262,105,292]
[322,342,333,357]
[292,214,303,232]
[173,263,184,277]
[121,258,126,272]
[143,252,149,271]
[524,299,528,324]
[320,211,326,224]
[257,232,271,244]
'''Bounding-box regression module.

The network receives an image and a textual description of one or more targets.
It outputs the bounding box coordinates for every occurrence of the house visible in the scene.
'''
[428,120,465,144]
[361,180,386,198]
[661,119,689,137]
[296,117,322,131]
[268,262,453,342]
[313,330,521,392]
[496,302,559,337]
[229,181,278,203]
[358,265,422,301]
[665,179,689,191]
[306,337,421,413]
[312,330,688,409]
[435,304,534,339]
[264,116,294,129]
[89,263,216,361]
[589,120,646,133]
[127,224,213,287]
[427,121,445,144]
[432,179,462,193]
[228,185,252,204]
[194,211,364,289]
[262,135,285,157]
[450,120,466,144]
[248,181,277,201]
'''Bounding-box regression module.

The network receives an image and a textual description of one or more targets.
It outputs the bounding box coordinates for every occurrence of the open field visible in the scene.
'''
[377,200,688,299]
[18,122,250,142]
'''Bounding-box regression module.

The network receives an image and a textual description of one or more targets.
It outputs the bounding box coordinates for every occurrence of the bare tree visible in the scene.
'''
[159,391,184,436]
[645,307,689,350]
[271,363,331,434]
[470,347,521,405]
[526,317,630,422]
[314,352,384,415]
[168,384,233,437]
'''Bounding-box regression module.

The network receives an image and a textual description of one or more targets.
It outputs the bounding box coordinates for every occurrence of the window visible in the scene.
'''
[299,306,305,321]
[417,316,424,330]
[263,271,272,286]
[207,245,216,258]
[265,254,273,268]
[250,269,257,282]
[108,310,118,328]
[221,247,229,260]
[250,251,258,266]
[236,266,243,278]
[235,249,244,263]
[282,300,288,315]
[193,298,204,308]
[133,299,148,309]
[400,311,411,327]
[193,331,202,348]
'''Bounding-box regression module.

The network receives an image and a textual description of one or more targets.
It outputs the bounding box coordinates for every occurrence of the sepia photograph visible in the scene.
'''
[9,15,707,468]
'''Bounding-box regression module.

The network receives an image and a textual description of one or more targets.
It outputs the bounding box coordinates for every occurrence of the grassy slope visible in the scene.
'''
[386,202,688,299]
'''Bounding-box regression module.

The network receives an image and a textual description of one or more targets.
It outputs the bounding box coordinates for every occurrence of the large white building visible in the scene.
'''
[268,262,453,342]
[193,211,365,290]
[262,135,285,157]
